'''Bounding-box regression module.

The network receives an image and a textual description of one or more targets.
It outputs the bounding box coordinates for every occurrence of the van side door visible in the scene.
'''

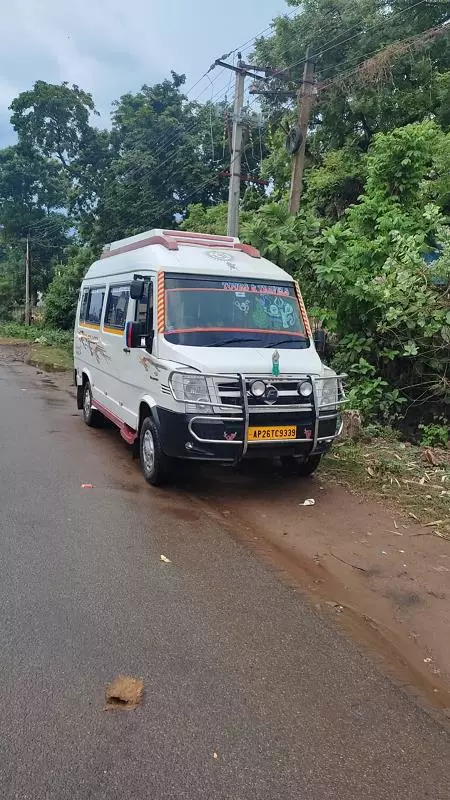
[101,283,131,420]
[76,284,106,404]
[120,277,156,429]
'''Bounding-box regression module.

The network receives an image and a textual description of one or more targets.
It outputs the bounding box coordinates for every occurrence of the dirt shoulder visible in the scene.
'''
[0,337,72,372]
[2,342,449,713]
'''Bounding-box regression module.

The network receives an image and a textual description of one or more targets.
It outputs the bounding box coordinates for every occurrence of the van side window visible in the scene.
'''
[135,281,153,327]
[105,286,130,330]
[86,287,105,325]
[79,289,89,322]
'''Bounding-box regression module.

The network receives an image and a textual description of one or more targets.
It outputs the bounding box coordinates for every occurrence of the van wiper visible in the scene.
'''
[208,337,262,347]
[265,338,309,347]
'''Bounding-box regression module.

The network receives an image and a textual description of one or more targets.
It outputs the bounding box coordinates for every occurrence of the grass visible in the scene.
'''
[0,322,72,348]
[0,322,73,372]
[26,343,73,372]
[322,436,450,536]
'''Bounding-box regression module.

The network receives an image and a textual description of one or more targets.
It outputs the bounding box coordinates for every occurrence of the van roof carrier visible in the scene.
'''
[100,229,261,259]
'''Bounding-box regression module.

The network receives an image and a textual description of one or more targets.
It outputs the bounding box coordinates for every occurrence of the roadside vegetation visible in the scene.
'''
[323,434,450,534]
[0,323,72,371]
[0,1,448,473]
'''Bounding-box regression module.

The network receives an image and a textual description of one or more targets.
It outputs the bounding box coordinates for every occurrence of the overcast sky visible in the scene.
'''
[0,0,288,147]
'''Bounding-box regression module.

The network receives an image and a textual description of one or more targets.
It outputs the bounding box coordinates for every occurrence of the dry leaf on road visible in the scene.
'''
[105,676,144,710]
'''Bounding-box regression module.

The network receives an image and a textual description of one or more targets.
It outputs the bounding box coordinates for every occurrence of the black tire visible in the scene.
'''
[82,380,103,427]
[139,416,172,486]
[280,453,322,477]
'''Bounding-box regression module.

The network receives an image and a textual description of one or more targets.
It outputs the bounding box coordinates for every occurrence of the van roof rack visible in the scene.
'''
[100,229,261,260]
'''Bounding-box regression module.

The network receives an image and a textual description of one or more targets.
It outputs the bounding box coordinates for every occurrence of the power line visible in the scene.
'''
[318,21,450,93]
[116,7,299,175]
[125,0,433,183]
[166,15,449,215]
[182,6,298,100]
[270,0,430,79]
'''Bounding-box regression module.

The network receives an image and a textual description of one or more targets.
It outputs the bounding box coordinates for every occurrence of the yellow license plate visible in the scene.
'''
[247,425,297,442]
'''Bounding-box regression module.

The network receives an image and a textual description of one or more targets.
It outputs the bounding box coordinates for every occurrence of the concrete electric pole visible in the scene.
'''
[214,54,269,237]
[25,234,31,326]
[226,56,245,237]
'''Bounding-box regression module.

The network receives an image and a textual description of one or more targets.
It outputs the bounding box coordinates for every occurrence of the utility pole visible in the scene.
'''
[25,234,31,326]
[214,54,269,237]
[288,47,315,215]
[227,55,245,237]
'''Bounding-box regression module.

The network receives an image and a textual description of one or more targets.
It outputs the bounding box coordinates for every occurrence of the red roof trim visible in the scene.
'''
[234,243,261,259]
[100,234,179,259]
[164,229,234,242]
[100,232,261,259]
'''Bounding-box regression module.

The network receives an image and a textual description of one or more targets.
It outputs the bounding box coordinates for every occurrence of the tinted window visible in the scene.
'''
[86,287,105,325]
[105,286,130,330]
[79,289,89,322]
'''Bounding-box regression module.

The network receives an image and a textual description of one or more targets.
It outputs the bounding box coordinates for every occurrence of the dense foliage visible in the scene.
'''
[0,0,449,432]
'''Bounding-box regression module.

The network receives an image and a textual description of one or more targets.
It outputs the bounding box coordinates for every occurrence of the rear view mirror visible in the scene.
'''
[126,321,154,351]
[313,328,327,353]
[130,279,145,300]
[126,321,144,348]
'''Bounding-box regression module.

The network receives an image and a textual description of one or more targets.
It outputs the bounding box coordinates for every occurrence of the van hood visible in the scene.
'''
[159,341,324,376]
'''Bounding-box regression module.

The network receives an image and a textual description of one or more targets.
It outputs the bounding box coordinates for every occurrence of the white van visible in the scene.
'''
[74,229,345,485]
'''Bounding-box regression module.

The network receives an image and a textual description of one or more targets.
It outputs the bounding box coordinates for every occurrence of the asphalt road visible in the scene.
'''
[1,355,449,800]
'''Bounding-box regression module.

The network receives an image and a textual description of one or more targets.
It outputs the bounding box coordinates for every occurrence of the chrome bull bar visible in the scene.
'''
[168,371,347,458]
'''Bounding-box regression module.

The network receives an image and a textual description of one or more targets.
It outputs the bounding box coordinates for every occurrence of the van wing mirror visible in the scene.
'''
[126,321,144,348]
[313,328,327,353]
[130,279,145,300]
[126,321,154,350]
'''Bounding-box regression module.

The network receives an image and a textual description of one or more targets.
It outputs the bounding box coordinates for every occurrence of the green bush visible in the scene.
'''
[317,122,450,426]
[44,247,93,330]
[419,423,449,449]
[0,322,71,348]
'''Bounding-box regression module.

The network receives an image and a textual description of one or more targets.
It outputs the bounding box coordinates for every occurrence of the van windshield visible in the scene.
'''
[164,276,309,348]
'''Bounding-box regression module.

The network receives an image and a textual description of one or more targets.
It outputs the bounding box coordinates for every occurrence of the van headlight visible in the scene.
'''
[317,377,338,408]
[171,373,211,405]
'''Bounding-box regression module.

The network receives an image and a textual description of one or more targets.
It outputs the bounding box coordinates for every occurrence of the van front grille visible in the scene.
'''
[216,378,312,409]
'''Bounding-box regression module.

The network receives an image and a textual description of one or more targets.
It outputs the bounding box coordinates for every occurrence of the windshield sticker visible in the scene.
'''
[235,298,250,314]
[222,282,290,296]
[256,296,296,329]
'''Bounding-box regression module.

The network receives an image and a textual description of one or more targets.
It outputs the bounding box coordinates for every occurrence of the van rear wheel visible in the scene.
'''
[140,417,172,486]
[82,380,102,427]
[280,453,322,477]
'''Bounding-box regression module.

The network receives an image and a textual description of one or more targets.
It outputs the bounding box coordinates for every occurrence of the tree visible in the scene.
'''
[316,122,450,422]
[10,81,98,173]
[180,203,229,235]
[0,145,72,300]
[253,0,450,190]
[10,81,112,230]
[44,247,95,330]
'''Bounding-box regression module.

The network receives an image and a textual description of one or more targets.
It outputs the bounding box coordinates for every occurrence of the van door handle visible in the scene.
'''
[123,347,130,354]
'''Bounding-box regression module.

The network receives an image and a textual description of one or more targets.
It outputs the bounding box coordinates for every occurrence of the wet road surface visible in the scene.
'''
[1,356,449,799]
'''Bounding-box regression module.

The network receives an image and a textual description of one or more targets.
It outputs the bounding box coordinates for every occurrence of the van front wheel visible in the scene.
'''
[140,417,172,486]
[280,453,322,477]
[82,380,102,427]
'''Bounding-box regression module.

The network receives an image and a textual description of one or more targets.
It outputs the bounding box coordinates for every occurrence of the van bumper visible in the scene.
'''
[155,407,340,462]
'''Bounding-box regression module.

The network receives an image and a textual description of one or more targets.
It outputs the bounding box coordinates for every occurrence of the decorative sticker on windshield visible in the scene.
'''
[222,282,290,296]
[235,298,250,314]
[255,295,296,329]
